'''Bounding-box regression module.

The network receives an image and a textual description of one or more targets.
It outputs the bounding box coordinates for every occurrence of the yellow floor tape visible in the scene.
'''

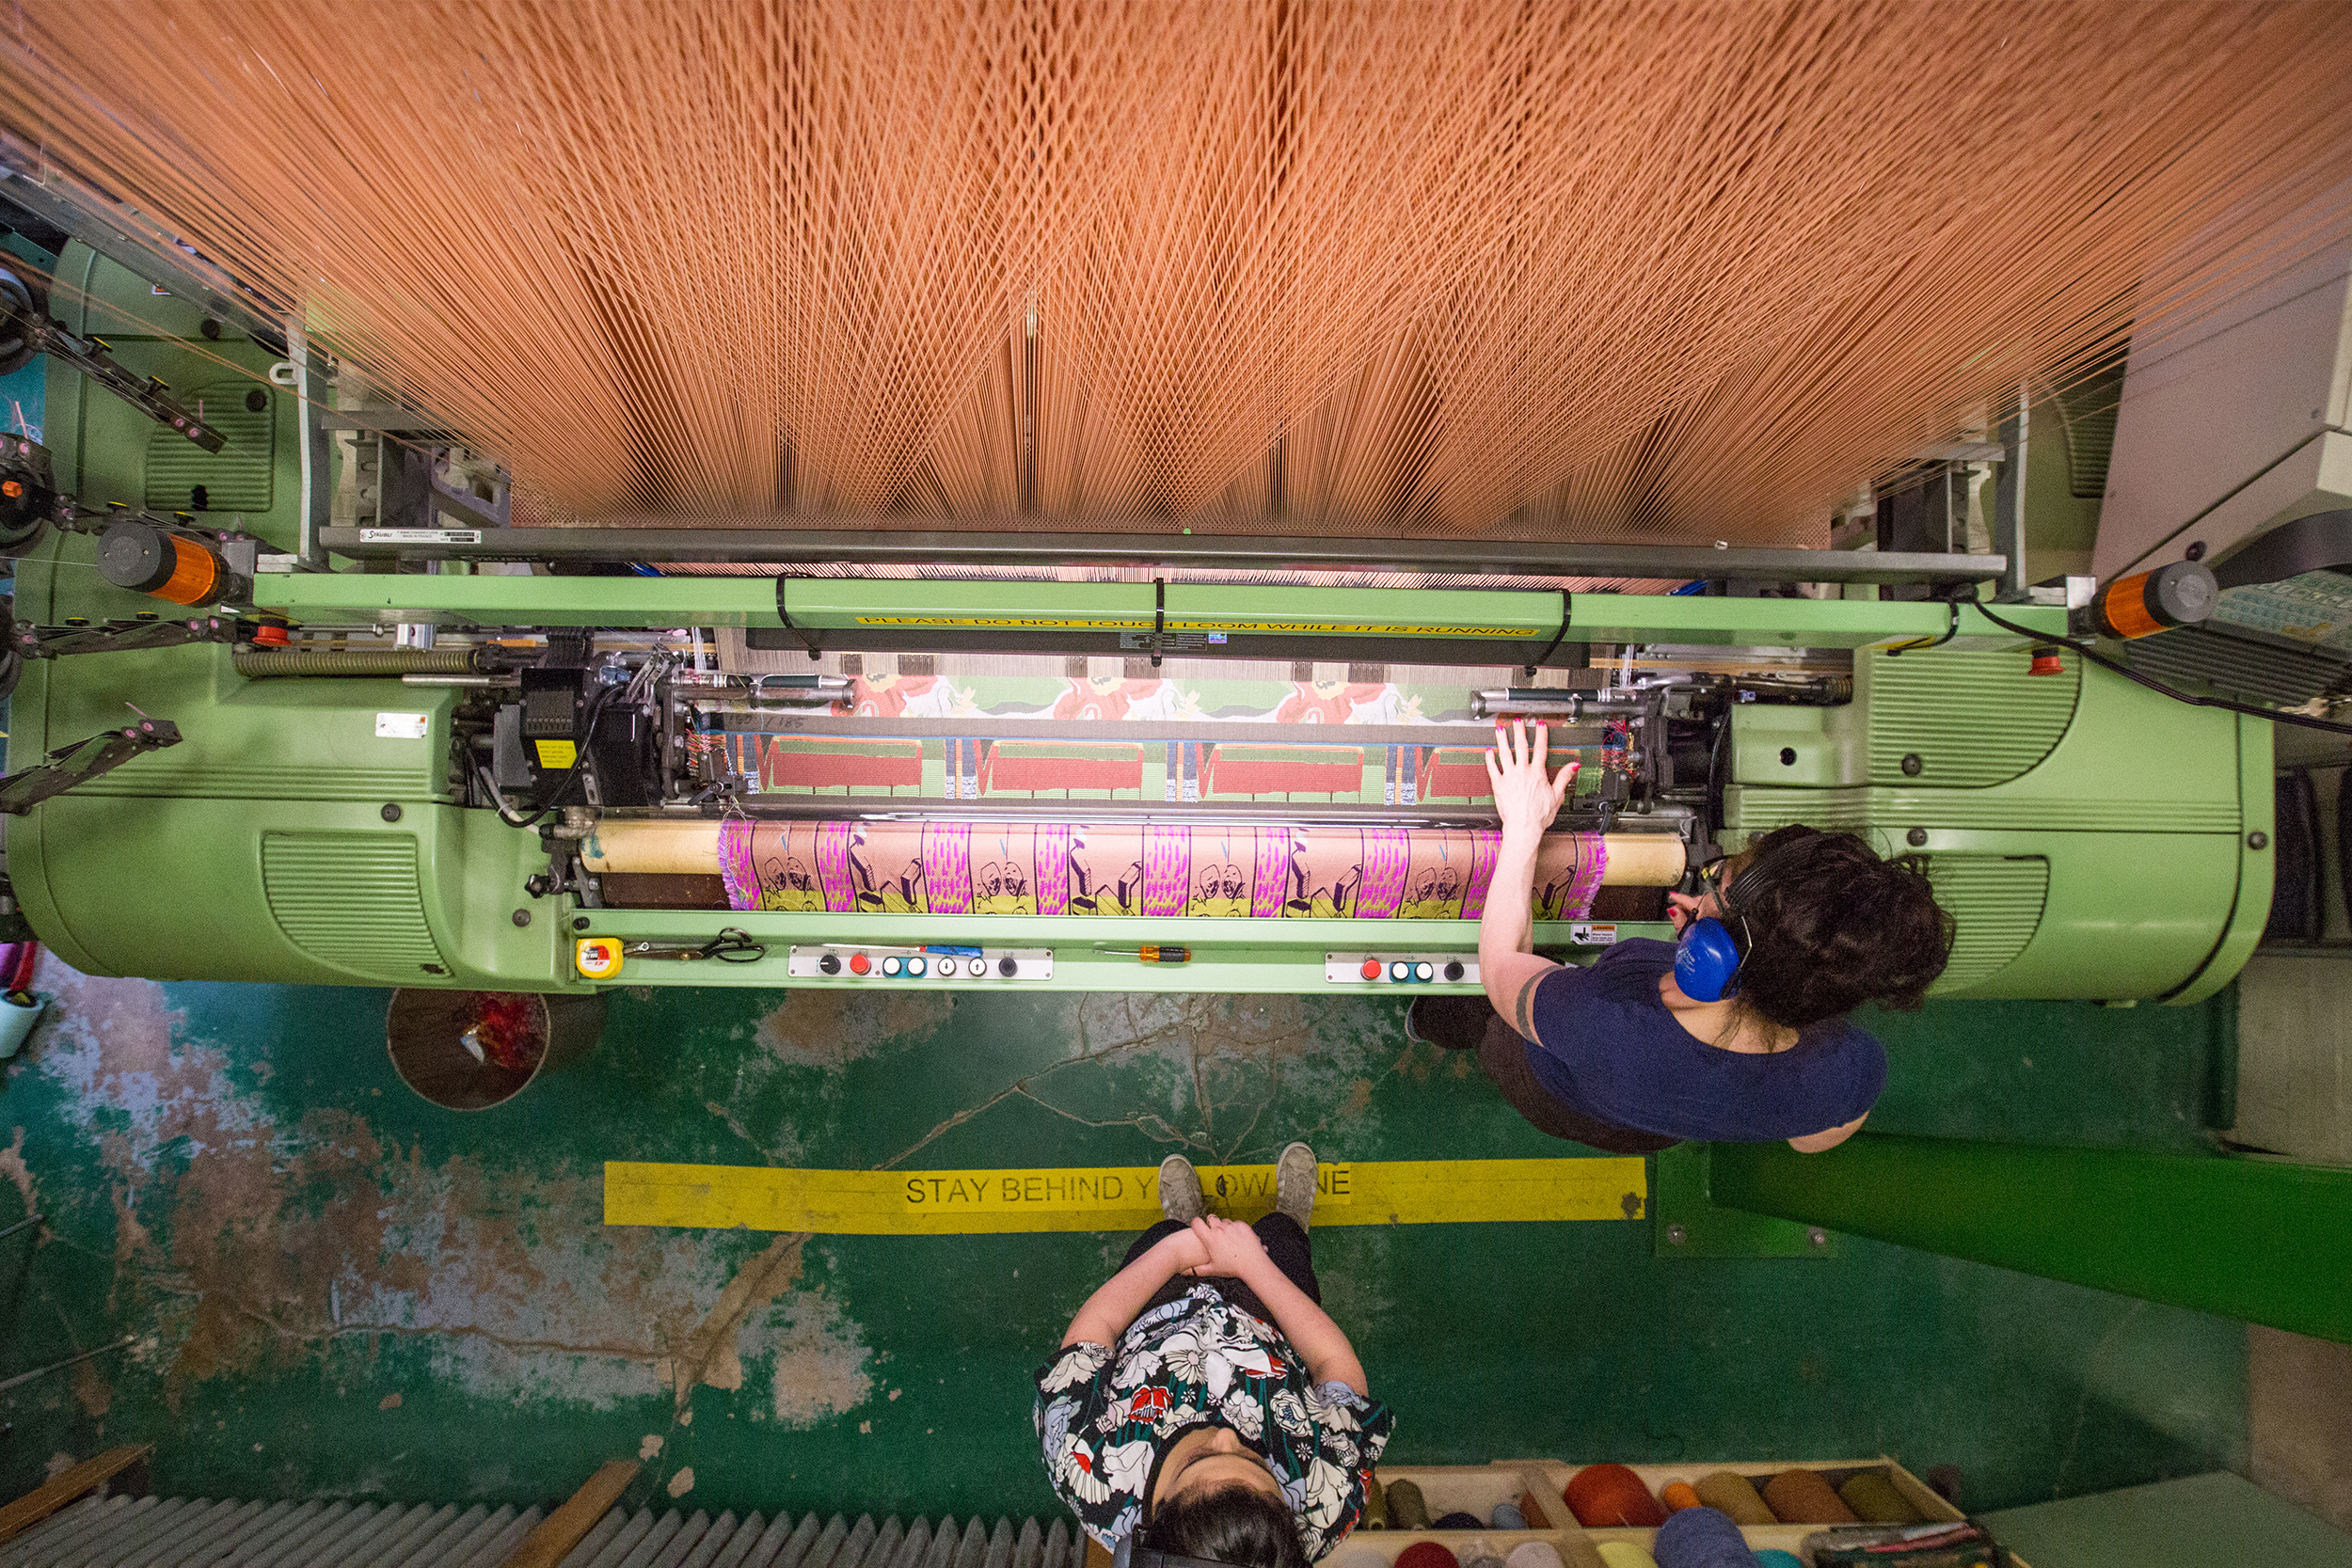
[604,1156,1646,1234]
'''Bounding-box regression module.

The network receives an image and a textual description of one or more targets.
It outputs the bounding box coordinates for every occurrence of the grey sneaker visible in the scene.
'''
[1159,1154,1205,1223]
[1274,1142,1316,1231]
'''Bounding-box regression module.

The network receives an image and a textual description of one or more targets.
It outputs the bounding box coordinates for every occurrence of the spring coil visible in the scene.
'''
[232,647,476,677]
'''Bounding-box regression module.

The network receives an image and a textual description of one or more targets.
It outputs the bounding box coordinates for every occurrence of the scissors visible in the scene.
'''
[621,927,767,963]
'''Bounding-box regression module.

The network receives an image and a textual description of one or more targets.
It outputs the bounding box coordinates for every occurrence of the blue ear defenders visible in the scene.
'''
[1676,839,1800,1002]
[1674,914,1745,1002]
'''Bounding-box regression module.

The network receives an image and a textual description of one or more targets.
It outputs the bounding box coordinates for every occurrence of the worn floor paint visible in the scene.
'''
[0,960,2242,1524]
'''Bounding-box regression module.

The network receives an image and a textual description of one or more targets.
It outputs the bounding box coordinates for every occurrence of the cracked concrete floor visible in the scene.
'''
[0,959,2245,1521]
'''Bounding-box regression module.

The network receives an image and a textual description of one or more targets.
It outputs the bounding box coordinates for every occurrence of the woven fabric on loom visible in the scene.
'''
[715,822,1605,921]
[7,4,2352,542]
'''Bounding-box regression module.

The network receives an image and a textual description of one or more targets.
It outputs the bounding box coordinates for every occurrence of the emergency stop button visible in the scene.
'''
[1359,958,1383,980]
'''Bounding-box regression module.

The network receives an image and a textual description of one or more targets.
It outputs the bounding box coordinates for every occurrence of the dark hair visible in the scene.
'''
[1147,1484,1309,1568]
[1727,824,1954,1028]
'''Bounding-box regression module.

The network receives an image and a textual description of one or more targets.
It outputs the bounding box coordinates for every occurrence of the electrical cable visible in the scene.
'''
[1883,596,1961,656]
[1967,599,2352,736]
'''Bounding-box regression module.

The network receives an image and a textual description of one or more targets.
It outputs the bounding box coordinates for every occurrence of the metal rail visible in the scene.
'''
[315,523,2005,584]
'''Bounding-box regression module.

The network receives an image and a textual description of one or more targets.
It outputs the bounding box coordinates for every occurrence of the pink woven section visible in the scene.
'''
[1355,828,1411,918]
[1142,826,1191,917]
[717,817,760,911]
[1563,834,1608,920]
[1251,829,1294,917]
[817,821,857,911]
[1035,824,1073,915]
[924,824,974,914]
[1459,829,1502,919]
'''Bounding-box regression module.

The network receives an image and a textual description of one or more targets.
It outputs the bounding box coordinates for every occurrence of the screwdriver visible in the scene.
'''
[1095,944,1191,963]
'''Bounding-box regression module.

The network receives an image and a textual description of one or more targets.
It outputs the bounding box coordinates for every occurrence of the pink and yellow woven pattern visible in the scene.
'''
[719,820,1605,920]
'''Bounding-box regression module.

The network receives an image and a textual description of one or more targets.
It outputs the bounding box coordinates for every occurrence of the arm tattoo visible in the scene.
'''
[1511,971,1547,1045]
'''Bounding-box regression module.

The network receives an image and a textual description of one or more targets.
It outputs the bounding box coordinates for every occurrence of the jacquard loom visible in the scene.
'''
[0,2,2345,1005]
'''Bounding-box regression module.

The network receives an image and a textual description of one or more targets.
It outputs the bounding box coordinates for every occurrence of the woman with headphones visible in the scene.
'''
[1406,720,1955,1153]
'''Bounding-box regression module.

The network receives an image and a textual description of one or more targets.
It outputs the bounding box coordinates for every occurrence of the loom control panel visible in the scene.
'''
[1326,954,1480,985]
[787,946,1054,981]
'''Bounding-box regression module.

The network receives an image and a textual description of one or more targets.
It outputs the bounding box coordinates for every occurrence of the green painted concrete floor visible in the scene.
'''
[0,964,2243,1525]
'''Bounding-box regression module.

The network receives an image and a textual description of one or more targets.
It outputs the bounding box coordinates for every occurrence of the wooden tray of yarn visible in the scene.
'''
[1506,1458,2020,1566]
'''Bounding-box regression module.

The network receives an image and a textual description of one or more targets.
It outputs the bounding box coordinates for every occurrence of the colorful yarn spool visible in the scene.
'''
[1564,1465,1667,1528]
[1837,1473,1924,1525]
[1651,1507,1760,1568]
[1660,1482,1702,1513]
[1752,1554,1804,1568]
[1388,1481,1433,1530]
[1363,1478,1388,1529]
[1397,1544,1460,1568]
[1505,1544,1565,1568]
[1594,1544,1661,1568]
[1434,1513,1486,1531]
[1759,1469,1857,1525]
[1692,1473,1776,1527]
[1491,1504,1527,1531]
[1516,1494,1552,1530]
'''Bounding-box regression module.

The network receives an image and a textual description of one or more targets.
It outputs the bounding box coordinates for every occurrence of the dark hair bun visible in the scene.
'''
[1733,825,1955,1028]
[1150,1483,1311,1568]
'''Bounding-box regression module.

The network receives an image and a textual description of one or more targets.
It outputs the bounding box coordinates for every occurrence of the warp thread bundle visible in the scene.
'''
[7,4,2352,541]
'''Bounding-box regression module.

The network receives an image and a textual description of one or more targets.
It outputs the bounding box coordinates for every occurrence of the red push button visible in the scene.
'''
[848,952,871,975]
[1359,958,1383,980]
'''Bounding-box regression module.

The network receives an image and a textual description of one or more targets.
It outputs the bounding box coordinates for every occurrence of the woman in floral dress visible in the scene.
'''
[1034,1143,1394,1568]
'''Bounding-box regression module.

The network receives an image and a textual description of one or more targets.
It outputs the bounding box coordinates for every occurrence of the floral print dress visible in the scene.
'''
[1034,1283,1394,1560]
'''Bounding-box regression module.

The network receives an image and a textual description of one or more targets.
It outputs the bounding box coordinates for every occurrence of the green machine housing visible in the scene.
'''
[4,241,2272,1002]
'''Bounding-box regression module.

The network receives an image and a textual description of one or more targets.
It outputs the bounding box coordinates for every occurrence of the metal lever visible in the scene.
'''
[0,717,183,815]
[0,296,226,451]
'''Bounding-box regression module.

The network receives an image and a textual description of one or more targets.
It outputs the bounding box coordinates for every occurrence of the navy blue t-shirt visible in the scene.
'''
[1522,938,1886,1142]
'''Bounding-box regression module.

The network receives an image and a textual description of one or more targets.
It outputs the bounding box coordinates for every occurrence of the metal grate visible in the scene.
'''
[144,381,277,513]
[2127,623,2352,709]
[261,832,449,981]
[0,1496,1083,1568]
[1864,647,2079,787]
[1921,855,2049,994]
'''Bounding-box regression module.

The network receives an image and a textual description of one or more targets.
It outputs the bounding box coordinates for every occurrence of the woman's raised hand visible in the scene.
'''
[1485,719,1579,844]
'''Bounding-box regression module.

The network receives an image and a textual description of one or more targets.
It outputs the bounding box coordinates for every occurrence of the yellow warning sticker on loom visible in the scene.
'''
[850,615,1529,638]
[602,1156,1644,1234]
[534,738,578,768]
